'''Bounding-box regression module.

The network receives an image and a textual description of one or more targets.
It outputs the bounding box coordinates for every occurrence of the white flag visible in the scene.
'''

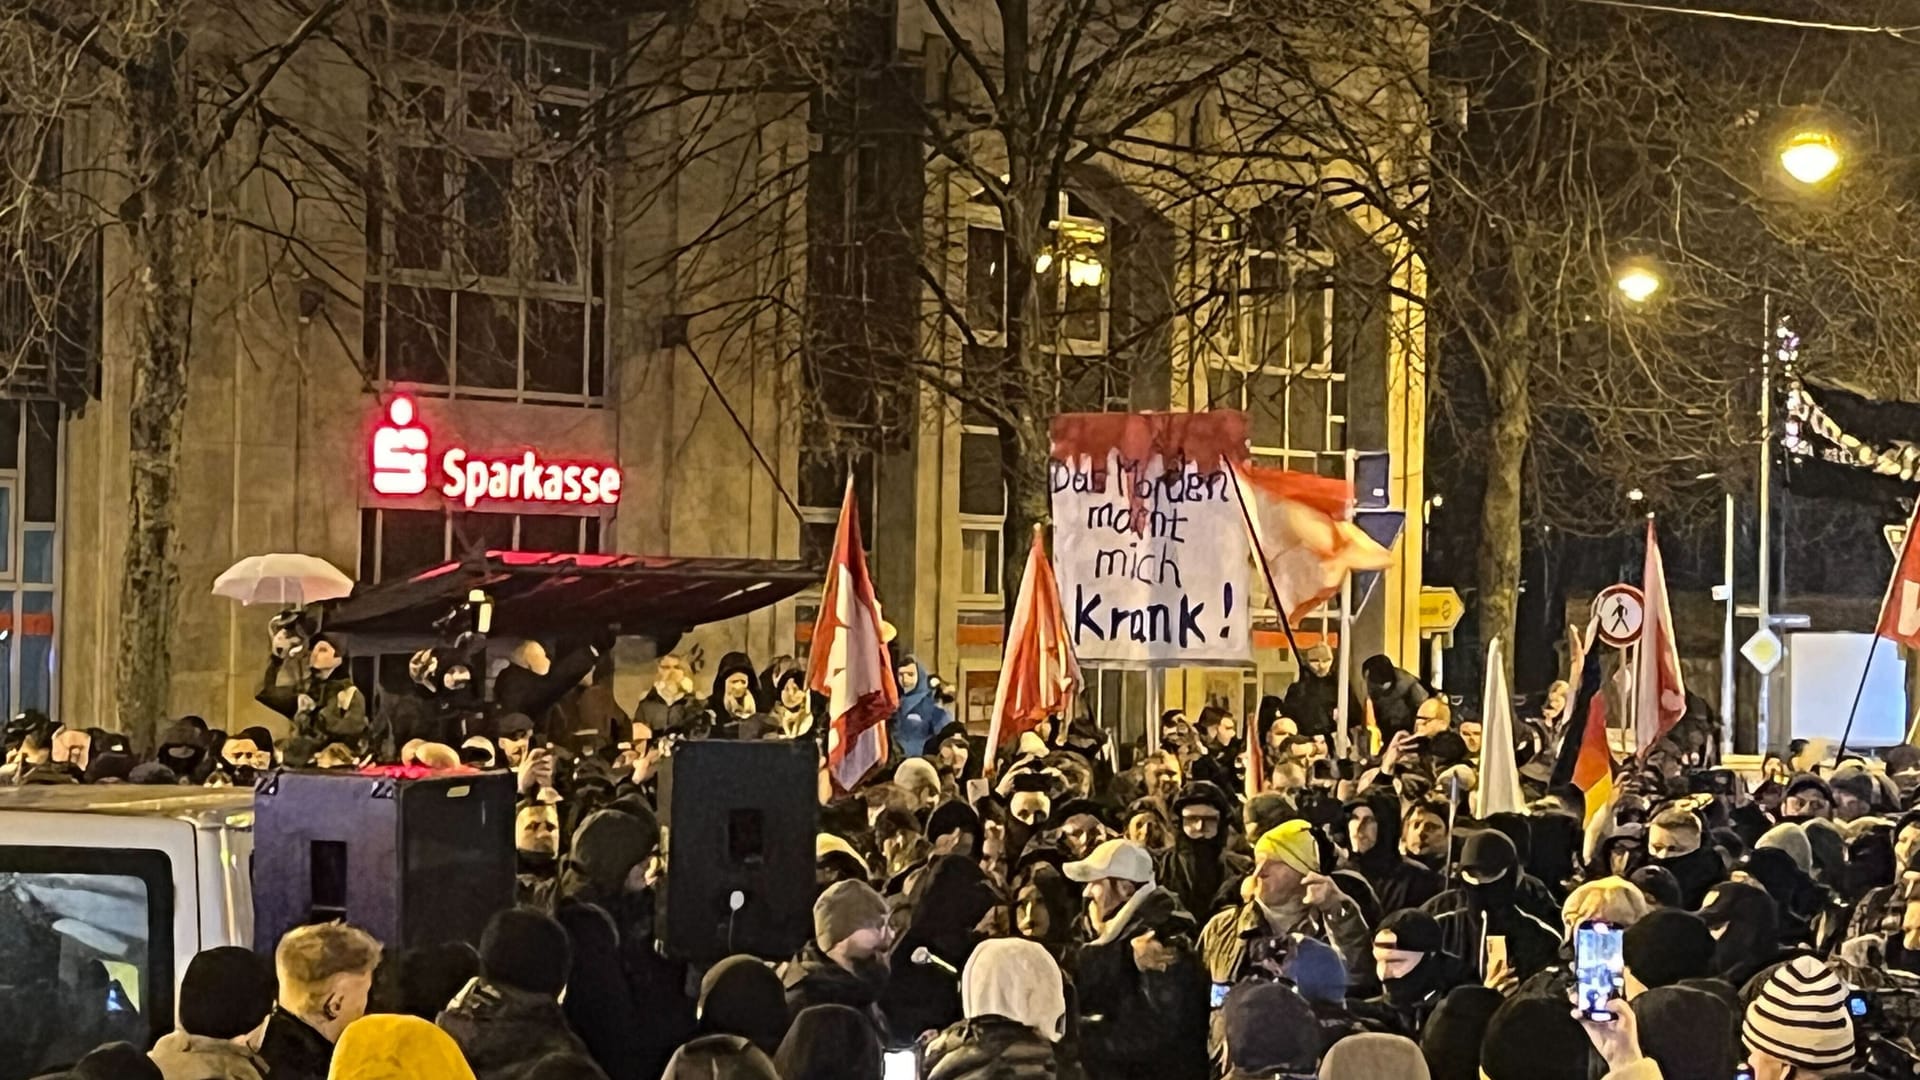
[1475,637,1524,818]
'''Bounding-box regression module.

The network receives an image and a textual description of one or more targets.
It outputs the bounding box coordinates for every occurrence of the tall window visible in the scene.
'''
[365,18,608,406]
[1202,213,1344,475]
[957,423,1003,605]
[0,401,63,720]
[964,191,1109,353]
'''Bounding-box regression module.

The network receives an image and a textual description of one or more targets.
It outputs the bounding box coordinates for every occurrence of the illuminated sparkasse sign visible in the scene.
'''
[369,396,623,509]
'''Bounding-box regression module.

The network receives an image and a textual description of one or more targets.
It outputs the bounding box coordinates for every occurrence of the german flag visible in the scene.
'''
[1549,631,1614,823]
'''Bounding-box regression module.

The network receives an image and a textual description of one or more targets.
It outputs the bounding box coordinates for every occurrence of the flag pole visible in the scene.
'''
[1837,505,1916,758]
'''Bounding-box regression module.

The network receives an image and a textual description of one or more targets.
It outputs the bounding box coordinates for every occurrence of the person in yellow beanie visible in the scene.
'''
[1198,821,1370,1061]
[325,1014,475,1080]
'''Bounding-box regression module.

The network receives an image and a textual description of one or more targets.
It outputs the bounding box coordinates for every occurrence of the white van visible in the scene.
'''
[0,785,253,1076]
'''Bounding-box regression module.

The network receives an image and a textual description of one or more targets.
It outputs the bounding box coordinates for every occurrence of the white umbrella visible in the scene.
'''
[212,553,355,607]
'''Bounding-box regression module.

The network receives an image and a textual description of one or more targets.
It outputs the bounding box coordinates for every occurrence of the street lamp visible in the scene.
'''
[1779,129,1842,186]
[1615,264,1663,304]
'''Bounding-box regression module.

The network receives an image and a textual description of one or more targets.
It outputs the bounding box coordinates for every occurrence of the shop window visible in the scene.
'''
[360,508,601,582]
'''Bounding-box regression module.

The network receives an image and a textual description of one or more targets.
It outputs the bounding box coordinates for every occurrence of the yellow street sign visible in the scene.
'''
[1420,587,1465,634]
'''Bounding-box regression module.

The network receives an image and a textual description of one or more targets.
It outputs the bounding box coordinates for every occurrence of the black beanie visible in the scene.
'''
[1481,995,1593,1080]
[1421,985,1503,1080]
[178,946,276,1039]
[481,907,574,996]
[1377,908,1444,954]
[1625,909,1717,989]
[925,800,981,844]
[1630,865,1683,909]
[1223,982,1320,1074]
[1636,984,1737,1080]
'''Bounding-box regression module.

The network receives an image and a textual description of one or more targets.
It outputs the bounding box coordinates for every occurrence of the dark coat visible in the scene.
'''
[1283,671,1363,740]
[779,941,891,1042]
[256,1007,334,1080]
[1074,885,1210,1080]
[555,887,693,1080]
[925,1018,1070,1080]
[1365,670,1428,737]
[634,688,699,734]
[436,978,589,1080]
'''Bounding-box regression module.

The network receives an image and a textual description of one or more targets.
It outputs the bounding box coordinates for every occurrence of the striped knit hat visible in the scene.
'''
[1741,956,1856,1071]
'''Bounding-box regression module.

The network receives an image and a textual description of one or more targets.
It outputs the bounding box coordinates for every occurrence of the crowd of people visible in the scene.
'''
[12,632,1920,1080]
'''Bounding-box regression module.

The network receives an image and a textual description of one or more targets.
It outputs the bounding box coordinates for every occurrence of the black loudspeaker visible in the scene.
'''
[658,739,819,963]
[251,770,517,955]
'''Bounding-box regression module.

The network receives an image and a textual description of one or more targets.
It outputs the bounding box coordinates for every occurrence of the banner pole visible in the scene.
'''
[1839,501,1918,759]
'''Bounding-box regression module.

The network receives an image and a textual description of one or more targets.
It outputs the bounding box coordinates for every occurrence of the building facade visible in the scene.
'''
[35,1,1425,740]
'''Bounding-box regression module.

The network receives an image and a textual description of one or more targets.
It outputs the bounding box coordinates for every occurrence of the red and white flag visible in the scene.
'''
[1875,504,1920,649]
[985,528,1082,775]
[1633,519,1687,755]
[1231,462,1394,622]
[807,477,898,793]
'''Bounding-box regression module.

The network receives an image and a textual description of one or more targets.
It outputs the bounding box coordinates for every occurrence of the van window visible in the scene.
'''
[0,846,173,1079]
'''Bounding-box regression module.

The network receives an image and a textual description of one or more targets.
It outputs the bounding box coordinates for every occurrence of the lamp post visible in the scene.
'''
[1755,128,1840,750]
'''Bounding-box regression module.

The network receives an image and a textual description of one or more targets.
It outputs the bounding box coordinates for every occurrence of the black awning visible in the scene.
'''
[319,551,818,638]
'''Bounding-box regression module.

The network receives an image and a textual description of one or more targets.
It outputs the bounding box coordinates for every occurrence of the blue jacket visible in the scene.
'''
[891,659,952,757]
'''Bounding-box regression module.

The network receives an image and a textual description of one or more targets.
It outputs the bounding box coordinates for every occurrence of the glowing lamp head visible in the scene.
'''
[1779,130,1841,186]
[1615,265,1662,304]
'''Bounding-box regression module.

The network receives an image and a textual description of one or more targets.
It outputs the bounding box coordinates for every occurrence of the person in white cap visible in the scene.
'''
[1063,838,1209,1080]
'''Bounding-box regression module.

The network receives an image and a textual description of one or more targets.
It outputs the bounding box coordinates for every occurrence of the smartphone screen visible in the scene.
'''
[883,1049,920,1080]
[1210,982,1231,1009]
[1574,920,1624,1021]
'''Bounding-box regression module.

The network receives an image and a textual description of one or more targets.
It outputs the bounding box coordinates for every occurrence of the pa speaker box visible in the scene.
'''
[658,739,819,963]
[251,770,517,955]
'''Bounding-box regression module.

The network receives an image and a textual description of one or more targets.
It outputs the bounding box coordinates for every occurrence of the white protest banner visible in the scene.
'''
[1048,412,1251,665]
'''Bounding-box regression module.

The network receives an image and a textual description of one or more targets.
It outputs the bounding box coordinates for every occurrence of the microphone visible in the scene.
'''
[911,947,958,976]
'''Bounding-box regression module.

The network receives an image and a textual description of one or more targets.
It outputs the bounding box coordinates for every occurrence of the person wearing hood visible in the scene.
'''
[1423,830,1560,979]
[890,657,953,759]
[1156,781,1251,919]
[766,670,813,740]
[328,1014,476,1080]
[1064,838,1209,1080]
[1361,654,1428,739]
[149,947,277,1080]
[659,1035,779,1080]
[257,635,368,748]
[552,805,691,1080]
[706,652,774,740]
[1735,845,1836,951]
[882,855,1002,1043]
[1645,807,1725,910]
[775,1005,884,1080]
[437,909,588,1079]
[1479,811,1563,925]
[1621,909,1717,998]
[1284,644,1363,741]
[1845,810,1920,953]
[1480,995,1594,1080]
[1220,982,1323,1080]
[925,801,981,859]
[1633,985,1738,1080]
[1355,910,1470,1037]
[780,879,894,1034]
[495,639,605,745]
[1283,935,1369,1055]
[695,956,791,1058]
[1697,881,1784,991]
[1013,863,1082,960]
[155,720,213,784]
[1339,794,1441,913]
[923,938,1069,1080]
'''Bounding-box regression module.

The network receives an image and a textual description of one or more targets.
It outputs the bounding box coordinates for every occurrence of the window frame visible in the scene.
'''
[367,18,609,407]
[956,421,1006,608]
[962,191,1109,355]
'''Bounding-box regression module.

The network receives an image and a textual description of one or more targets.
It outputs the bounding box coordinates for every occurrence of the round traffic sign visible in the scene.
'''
[1594,583,1646,648]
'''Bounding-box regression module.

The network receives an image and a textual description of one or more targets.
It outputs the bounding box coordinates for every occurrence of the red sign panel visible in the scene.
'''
[369,396,622,510]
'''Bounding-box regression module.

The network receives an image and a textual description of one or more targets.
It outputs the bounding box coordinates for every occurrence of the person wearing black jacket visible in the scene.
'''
[495,638,604,743]
[1356,910,1471,1038]
[1063,839,1209,1080]
[1283,644,1363,740]
[438,909,590,1080]
[1422,831,1560,979]
[1156,782,1251,920]
[1339,794,1442,914]
[553,804,692,1080]
[881,856,1000,1043]
[1362,655,1428,738]
[1645,806,1726,910]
